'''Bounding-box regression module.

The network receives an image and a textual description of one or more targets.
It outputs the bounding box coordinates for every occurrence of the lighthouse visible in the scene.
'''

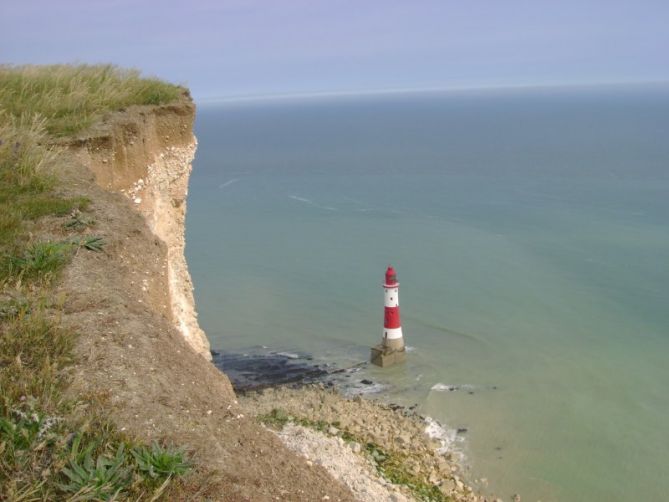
[371,265,407,367]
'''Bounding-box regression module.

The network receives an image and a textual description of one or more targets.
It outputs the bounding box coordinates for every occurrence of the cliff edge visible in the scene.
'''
[56,94,356,501]
[67,98,210,359]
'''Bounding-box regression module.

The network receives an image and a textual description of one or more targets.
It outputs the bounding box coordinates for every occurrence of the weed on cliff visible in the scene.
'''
[259,408,331,433]
[131,442,191,479]
[1,236,106,284]
[0,64,183,136]
[3,241,73,282]
[59,439,132,500]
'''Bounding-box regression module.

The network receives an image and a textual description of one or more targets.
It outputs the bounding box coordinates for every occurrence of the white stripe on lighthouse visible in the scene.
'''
[384,287,399,307]
[384,327,403,339]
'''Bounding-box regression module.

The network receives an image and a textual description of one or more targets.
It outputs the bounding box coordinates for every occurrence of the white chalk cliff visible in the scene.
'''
[70,97,211,360]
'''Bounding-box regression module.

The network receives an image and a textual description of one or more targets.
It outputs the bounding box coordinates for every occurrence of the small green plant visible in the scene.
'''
[74,235,105,252]
[16,195,90,220]
[1,235,105,282]
[0,411,41,451]
[363,442,448,501]
[131,442,191,479]
[258,408,291,428]
[0,407,60,455]
[0,296,29,320]
[3,240,72,281]
[64,209,95,230]
[258,408,332,433]
[59,436,131,501]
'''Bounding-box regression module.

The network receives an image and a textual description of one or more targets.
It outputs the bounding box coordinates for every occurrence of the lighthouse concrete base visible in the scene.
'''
[370,344,407,368]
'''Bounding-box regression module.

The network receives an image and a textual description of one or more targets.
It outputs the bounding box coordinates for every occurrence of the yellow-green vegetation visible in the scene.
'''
[258,408,452,502]
[0,65,183,136]
[0,65,189,500]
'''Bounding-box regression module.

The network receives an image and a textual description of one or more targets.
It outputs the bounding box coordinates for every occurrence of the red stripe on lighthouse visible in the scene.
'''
[383,265,402,332]
[384,306,401,329]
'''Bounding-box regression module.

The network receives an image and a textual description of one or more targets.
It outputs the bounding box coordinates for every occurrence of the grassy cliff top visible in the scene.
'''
[1,64,184,261]
[0,64,184,136]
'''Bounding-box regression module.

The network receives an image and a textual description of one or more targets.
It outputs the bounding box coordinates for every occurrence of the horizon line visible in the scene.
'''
[196,79,669,105]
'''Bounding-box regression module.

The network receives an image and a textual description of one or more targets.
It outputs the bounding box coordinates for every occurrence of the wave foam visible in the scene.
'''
[424,416,464,458]
[341,381,389,397]
[431,383,457,392]
[218,178,239,189]
[289,195,311,203]
[289,195,338,211]
[430,383,476,392]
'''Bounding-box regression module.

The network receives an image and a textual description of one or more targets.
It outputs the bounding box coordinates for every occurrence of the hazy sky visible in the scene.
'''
[2,0,668,101]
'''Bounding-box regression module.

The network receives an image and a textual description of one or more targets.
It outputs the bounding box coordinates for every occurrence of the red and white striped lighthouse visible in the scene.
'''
[382,265,404,351]
[371,265,407,367]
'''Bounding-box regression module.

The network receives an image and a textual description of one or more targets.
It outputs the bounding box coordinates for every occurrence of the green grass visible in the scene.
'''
[131,442,191,480]
[0,115,57,246]
[2,241,73,282]
[0,112,90,283]
[0,64,184,136]
[15,195,90,219]
[60,440,132,501]
[0,64,191,500]
[0,303,194,500]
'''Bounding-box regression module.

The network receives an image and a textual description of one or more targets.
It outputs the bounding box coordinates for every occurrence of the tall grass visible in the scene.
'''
[0,64,183,136]
[0,114,88,282]
[0,65,191,499]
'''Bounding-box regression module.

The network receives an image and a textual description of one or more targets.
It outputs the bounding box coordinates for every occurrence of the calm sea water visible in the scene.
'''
[186,85,669,501]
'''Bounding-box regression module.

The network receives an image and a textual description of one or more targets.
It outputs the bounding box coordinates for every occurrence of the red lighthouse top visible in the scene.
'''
[384,265,398,287]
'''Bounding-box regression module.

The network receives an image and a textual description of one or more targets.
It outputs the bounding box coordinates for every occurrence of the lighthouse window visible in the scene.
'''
[390,297,393,301]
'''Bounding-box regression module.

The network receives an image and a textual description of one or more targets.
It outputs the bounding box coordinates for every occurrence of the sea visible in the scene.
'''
[185,84,669,501]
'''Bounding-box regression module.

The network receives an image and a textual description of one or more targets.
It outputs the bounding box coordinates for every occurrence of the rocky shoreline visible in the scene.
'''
[241,384,501,502]
[222,350,504,501]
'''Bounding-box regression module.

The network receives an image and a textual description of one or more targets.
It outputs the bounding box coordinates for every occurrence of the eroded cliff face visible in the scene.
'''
[57,97,356,500]
[69,97,211,360]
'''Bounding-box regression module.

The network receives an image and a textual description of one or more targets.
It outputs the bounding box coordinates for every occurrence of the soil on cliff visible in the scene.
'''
[55,98,356,501]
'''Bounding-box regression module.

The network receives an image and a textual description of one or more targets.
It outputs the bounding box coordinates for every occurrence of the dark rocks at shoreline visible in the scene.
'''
[211,347,375,394]
[211,349,330,392]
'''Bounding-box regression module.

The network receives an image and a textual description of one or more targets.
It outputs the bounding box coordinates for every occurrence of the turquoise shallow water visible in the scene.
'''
[186,86,669,501]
